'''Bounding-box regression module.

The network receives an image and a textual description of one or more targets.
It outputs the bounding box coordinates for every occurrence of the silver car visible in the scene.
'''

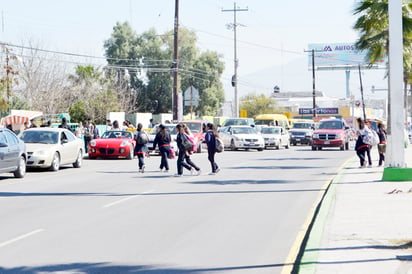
[20,128,83,171]
[0,128,26,178]
[260,126,290,149]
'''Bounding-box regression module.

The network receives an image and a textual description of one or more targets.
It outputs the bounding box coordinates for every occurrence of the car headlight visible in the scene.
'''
[234,136,243,141]
[312,133,319,139]
[90,140,96,146]
[306,132,312,137]
[335,134,342,139]
[120,141,128,147]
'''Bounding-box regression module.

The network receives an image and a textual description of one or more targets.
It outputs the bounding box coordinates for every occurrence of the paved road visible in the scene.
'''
[0,146,353,274]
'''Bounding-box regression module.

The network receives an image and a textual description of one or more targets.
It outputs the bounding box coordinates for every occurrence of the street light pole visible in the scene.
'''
[172,0,179,121]
[222,2,248,118]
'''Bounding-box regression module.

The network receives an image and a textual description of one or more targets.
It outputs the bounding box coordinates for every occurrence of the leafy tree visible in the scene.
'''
[103,22,225,116]
[239,93,285,118]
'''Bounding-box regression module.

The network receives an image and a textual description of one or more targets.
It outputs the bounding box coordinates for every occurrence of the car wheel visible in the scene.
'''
[73,150,83,168]
[340,145,345,151]
[311,146,316,151]
[257,148,263,151]
[293,142,297,146]
[13,155,26,178]
[49,152,60,171]
[230,140,237,151]
[126,145,134,160]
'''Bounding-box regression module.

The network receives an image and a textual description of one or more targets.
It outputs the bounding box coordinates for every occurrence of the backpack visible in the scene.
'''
[215,137,224,153]
[181,133,194,150]
[137,131,149,145]
[186,134,197,152]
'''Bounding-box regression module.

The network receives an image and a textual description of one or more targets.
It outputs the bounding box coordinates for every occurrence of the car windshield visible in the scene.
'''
[231,127,256,134]
[261,127,280,134]
[21,131,59,144]
[223,119,250,126]
[101,131,132,139]
[319,121,343,129]
[149,125,177,135]
[293,123,312,129]
[185,122,202,133]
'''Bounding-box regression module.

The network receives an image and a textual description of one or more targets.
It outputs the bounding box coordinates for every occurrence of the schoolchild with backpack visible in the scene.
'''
[355,118,371,168]
[205,123,220,175]
[134,123,149,173]
[182,124,201,175]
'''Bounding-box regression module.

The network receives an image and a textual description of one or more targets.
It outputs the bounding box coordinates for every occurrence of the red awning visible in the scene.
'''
[0,115,30,126]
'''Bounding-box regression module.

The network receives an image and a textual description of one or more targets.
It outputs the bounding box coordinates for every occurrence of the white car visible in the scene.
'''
[147,124,178,155]
[19,127,84,171]
[219,125,265,151]
[260,126,290,149]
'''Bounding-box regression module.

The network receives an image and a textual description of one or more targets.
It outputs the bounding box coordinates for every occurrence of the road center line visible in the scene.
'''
[102,190,154,209]
[0,229,44,248]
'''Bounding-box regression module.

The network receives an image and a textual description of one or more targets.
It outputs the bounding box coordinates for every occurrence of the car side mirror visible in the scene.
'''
[0,142,7,147]
[61,139,68,144]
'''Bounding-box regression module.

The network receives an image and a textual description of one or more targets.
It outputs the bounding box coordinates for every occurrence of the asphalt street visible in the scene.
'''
[0,146,353,274]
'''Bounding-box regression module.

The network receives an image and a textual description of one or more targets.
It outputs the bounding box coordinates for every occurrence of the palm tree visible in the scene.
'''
[353,0,412,132]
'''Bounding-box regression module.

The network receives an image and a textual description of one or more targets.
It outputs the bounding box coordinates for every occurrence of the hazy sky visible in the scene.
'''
[0,0,388,101]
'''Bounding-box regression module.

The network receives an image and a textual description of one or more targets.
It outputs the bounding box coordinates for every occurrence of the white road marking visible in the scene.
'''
[0,229,44,248]
[102,190,154,208]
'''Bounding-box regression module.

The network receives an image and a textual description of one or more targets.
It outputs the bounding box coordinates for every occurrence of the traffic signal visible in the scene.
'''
[231,75,236,87]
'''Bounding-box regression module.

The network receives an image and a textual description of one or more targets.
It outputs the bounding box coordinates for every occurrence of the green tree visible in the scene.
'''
[104,22,225,116]
[239,93,285,118]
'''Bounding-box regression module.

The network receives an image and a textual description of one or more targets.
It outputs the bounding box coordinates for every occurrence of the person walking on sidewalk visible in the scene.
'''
[174,124,196,177]
[377,123,387,167]
[355,118,370,168]
[205,123,220,175]
[182,124,201,175]
[134,123,149,173]
[152,124,171,172]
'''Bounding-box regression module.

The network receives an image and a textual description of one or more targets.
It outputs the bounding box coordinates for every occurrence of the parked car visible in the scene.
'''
[289,120,315,146]
[180,120,209,153]
[222,118,255,127]
[311,118,350,151]
[20,127,83,171]
[147,124,178,155]
[219,125,265,151]
[0,127,27,178]
[260,126,290,149]
[88,130,135,159]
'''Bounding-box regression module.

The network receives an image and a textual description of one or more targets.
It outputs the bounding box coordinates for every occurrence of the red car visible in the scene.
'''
[311,118,350,151]
[88,130,136,159]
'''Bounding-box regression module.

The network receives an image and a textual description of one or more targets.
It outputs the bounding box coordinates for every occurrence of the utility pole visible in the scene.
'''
[358,64,367,121]
[304,49,321,118]
[222,2,248,118]
[172,0,179,121]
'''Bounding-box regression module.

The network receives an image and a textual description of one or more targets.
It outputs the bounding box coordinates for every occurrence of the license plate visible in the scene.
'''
[324,141,330,144]
[296,138,301,141]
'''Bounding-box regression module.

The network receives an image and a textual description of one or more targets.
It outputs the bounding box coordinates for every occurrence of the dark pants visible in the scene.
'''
[159,146,170,171]
[378,144,386,166]
[185,153,200,171]
[208,148,218,172]
[357,147,369,166]
[177,149,192,175]
[366,146,372,165]
[137,153,145,169]
[84,136,92,153]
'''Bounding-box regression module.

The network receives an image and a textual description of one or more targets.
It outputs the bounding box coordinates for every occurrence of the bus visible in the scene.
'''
[254,114,290,129]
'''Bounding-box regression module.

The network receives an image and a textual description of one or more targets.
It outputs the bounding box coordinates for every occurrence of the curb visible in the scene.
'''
[281,156,355,274]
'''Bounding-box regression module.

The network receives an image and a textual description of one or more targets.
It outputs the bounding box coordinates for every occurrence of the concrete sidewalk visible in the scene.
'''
[298,146,412,274]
